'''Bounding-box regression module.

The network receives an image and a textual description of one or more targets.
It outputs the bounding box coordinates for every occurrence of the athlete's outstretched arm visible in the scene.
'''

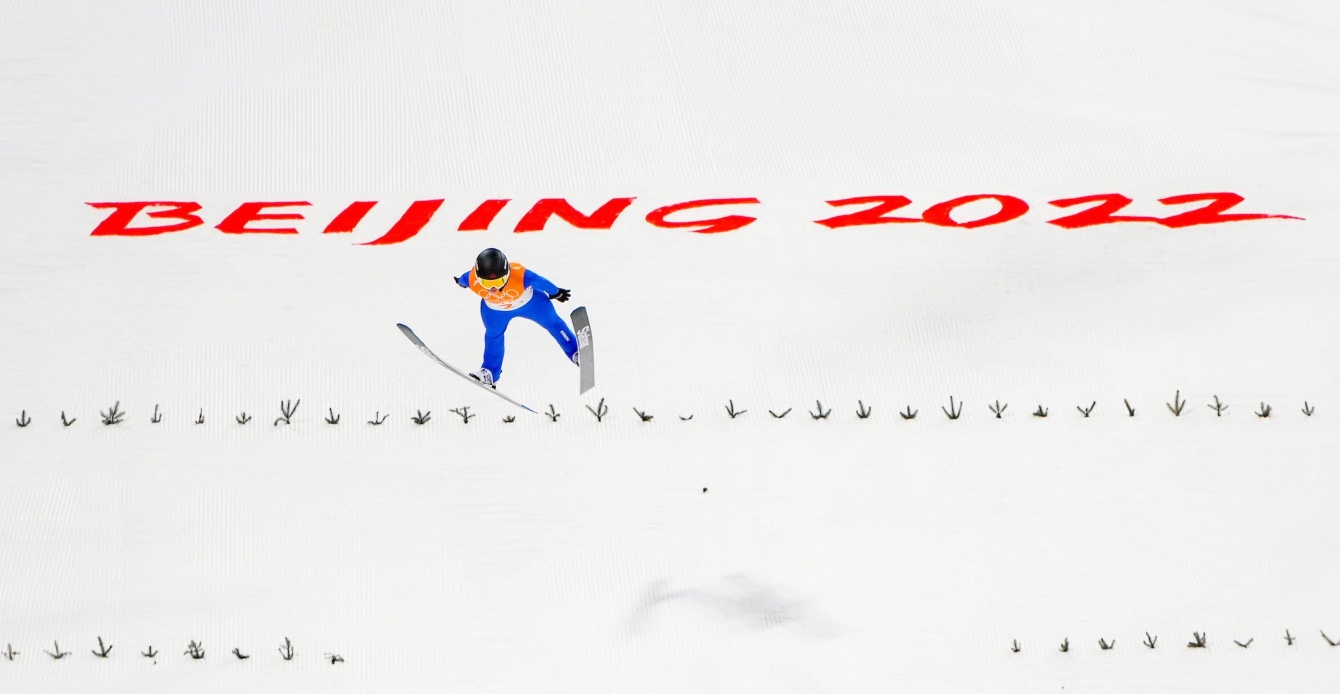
[523,270,566,299]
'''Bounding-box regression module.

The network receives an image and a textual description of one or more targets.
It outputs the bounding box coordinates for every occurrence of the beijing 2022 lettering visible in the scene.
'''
[87,193,1302,244]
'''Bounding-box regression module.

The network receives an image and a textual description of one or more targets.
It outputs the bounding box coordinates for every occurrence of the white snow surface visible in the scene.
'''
[2,1,1339,692]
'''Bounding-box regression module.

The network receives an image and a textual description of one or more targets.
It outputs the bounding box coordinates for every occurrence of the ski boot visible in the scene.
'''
[469,367,496,389]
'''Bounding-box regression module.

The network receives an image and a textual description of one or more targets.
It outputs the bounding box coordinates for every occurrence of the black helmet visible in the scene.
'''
[474,248,509,280]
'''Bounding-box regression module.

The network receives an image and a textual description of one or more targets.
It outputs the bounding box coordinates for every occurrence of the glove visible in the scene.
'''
[550,288,571,302]
[453,275,468,288]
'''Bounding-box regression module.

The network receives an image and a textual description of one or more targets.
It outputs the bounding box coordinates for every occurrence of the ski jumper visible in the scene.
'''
[457,262,578,382]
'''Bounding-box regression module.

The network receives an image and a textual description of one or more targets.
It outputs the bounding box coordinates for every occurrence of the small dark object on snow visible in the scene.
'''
[941,396,962,420]
[92,636,113,658]
[725,400,746,419]
[1167,390,1187,416]
[274,398,299,426]
[100,401,124,425]
[586,398,609,422]
[1188,632,1207,648]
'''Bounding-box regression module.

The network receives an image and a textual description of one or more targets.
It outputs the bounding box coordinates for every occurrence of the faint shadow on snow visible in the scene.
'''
[626,573,841,637]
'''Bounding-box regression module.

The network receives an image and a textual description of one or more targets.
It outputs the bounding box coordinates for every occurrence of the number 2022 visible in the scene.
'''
[814,193,1302,230]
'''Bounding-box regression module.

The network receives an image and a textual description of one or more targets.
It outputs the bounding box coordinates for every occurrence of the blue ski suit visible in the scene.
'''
[457,263,577,382]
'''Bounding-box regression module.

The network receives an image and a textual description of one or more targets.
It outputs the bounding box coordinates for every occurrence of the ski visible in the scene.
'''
[396,323,538,414]
[570,306,595,394]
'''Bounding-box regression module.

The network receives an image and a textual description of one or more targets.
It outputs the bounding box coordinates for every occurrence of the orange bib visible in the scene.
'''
[469,263,529,309]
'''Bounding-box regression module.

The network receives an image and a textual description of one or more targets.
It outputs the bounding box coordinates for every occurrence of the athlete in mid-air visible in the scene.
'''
[454,248,578,388]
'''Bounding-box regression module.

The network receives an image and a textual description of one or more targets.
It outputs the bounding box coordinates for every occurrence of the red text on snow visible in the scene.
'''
[88,193,1302,244]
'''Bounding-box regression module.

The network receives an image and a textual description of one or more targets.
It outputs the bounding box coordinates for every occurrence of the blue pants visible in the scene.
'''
[480,295,577,382]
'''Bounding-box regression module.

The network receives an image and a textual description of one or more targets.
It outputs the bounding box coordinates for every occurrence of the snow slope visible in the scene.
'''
[1,1,1338,692]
